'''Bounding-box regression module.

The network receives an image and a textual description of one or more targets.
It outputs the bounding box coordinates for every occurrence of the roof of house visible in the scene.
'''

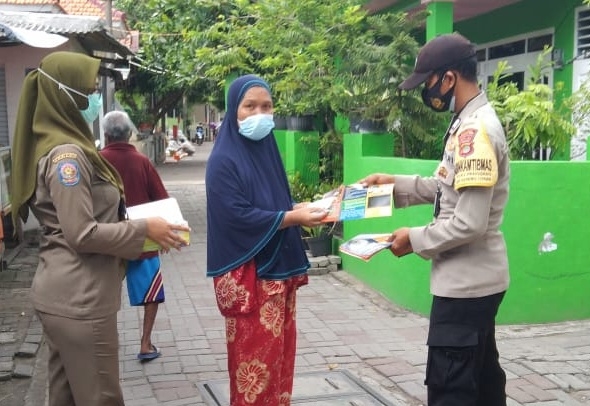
[0,0,54,4]
[0,10,133,60]
[0,0,137,52]
[57,0,124,21]
[366,0,524,22]
[0,0,123,20]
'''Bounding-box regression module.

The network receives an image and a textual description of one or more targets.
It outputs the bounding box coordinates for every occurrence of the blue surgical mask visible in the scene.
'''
[238,114,275,141]
[80,93,103,123]
[37,68,102,122]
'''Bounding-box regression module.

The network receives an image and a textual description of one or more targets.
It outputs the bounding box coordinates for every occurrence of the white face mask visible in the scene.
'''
[238,113,275,141]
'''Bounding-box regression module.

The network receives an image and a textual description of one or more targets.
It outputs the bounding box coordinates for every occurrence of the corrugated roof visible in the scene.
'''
[0,10,133,59]
[0,0,132,48]
[1,10,104,33]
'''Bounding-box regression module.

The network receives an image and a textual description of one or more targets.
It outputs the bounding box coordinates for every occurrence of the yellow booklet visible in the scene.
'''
[126,197,190,251]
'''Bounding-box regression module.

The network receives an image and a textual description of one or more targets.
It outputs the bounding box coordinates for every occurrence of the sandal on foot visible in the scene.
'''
[137,345,161,362]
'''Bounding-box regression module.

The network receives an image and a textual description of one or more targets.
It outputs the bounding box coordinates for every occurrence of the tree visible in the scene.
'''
[116,1,428,130]
[332,10,444,157]
[115,0,230,130]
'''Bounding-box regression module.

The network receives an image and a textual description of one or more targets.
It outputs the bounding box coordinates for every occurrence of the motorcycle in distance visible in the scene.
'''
[195,125,204,146]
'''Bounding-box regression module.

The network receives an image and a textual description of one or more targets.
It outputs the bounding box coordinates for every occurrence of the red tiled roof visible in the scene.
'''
[59,0,124,20]
[0,0,55,3]
[0,0,124,21]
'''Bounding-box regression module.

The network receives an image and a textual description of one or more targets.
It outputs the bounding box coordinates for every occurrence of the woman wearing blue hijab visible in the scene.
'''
[206,75,327,405]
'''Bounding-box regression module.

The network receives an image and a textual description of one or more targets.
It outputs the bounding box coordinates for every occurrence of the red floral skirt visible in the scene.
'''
[213,260,308,406]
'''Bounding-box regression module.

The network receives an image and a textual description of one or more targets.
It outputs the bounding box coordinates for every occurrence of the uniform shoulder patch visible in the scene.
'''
[57,160,80,187]
[454,120,498,190]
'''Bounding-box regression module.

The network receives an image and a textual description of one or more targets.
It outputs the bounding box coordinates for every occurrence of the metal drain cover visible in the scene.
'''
[197,369,399,405]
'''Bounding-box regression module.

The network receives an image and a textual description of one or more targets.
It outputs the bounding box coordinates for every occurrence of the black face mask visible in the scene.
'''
[421,74,455,112]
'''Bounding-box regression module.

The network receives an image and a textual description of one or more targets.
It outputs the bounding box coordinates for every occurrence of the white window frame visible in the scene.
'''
[476,29,554,90]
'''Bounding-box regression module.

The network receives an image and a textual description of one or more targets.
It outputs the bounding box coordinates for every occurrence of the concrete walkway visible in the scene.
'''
[2,140,590,405]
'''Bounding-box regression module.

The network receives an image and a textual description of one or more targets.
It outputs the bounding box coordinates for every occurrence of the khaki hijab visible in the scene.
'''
[11,51,124,227]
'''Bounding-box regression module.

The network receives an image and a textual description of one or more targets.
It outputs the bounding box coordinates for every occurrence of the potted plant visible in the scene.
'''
[348,110,388,134]
[274,115,288,130]
[328,11,433,143]
[301,223,334,257]
[287,114,315,131]
[335,76,391,134]
[285,99,317,131]
[288,173,341,256]
[272,102,289,130]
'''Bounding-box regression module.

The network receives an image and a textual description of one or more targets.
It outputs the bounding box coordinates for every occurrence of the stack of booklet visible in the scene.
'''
[307,183,395,261]
[308,183,394,222]
[126,197,190,252]
[338,234,392,261]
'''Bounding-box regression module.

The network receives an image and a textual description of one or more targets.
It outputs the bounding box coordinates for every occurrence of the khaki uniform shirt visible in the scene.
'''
[29,144,147,319]
[394,92,510,298]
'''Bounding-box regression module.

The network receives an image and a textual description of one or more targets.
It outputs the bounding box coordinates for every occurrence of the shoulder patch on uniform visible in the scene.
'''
[454,123,498,190]
[52,152,78,164]
[458,128,477,157]
[57,160,80,187]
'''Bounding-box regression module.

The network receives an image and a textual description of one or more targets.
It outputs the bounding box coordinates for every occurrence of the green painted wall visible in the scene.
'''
[425,1,453,39]
[454,0,580,45]
[500,161,590,323]
[342,133,590,324]
[385,0,581,44]
[276,130,320,185]
[274,130,287,164]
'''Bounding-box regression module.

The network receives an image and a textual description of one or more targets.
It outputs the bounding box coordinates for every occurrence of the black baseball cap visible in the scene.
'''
[399,33,476,90]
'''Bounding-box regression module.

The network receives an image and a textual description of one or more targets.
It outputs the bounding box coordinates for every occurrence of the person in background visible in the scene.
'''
[210,120,221,142]
[195,122,205,145]
[101,110,168,362]
[11,51,189,406]
[361,33,510,406]
[205,74,327,406]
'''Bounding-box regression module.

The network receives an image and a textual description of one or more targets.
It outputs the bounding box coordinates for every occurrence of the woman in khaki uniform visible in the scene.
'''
[11,52,189,406]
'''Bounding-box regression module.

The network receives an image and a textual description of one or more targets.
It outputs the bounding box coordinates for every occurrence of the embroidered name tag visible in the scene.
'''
[52,152,78,163]
[57,160,80,186]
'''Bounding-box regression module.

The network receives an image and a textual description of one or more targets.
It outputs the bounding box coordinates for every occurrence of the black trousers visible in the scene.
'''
[425,292,506,406]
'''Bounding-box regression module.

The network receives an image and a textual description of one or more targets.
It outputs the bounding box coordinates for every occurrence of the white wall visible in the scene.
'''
[0,41,81,146]
[572,58,590,161]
